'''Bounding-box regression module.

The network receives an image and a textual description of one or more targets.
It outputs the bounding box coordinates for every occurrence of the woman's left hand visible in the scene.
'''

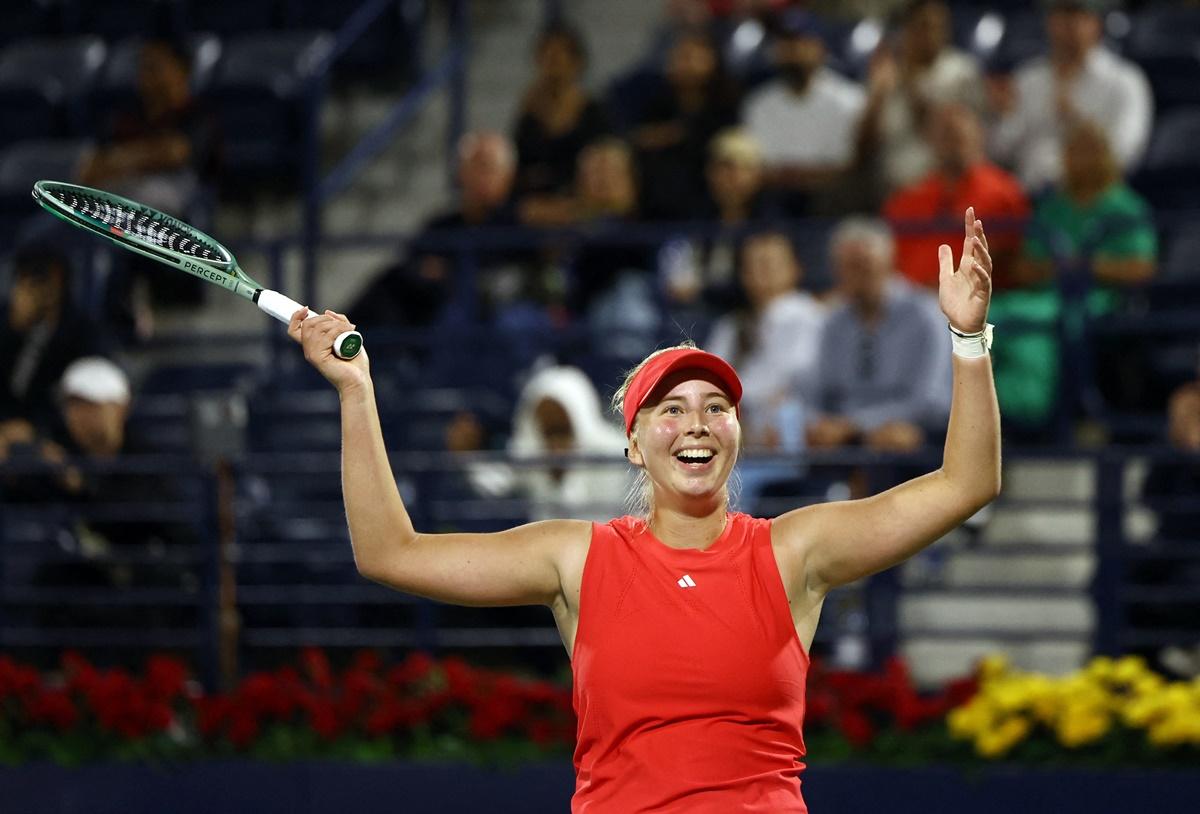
[938,206,993,335]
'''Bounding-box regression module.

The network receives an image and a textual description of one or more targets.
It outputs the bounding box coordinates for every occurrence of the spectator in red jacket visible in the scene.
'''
[884,102,1028,290]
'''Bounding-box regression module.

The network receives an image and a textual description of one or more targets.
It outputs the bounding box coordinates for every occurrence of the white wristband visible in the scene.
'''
[949,323,993,359]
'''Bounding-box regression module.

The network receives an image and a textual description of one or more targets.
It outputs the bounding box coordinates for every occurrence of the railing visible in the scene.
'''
[301,0,468,305]
[3,445,1196,688]
[121,209,1198,439]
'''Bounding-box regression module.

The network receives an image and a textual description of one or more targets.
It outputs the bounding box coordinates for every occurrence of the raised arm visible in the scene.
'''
[289,310,585,608]
[778,208,1001,593]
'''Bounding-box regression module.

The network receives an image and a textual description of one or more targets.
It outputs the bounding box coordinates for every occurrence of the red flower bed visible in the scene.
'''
[804,656,979,758]
[1,650,973,765]
[1,649,577,764]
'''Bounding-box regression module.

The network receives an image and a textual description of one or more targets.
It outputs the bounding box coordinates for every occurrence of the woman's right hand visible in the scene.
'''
[288,308,371,394]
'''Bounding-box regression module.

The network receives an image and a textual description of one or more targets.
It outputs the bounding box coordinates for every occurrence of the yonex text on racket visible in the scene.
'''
[31,180,362,360]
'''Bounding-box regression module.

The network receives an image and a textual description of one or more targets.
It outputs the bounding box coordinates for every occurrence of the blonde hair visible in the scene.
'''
[610,341,740,517]
[709,127,763,168]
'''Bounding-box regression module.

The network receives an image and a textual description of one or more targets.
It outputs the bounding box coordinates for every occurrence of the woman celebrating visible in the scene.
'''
[290,208,999,813]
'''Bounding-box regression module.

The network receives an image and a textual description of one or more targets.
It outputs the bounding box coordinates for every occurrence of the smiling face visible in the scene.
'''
[627,374,740,513]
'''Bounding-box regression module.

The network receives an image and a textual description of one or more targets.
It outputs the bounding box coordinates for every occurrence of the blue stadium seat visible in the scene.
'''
[1125,6,1200,111]
[0,0,64,46]
[127,394,194,454]
[73,0,184,40]
[0,36,106,146]
[1135,53,1200,111]
[200,31,333,190]
[0,137,91,190]
[1133,107,1200,209]
[139,361,262,394]
[1127,5,1200,58]
[0,138,92,243]
[1161,216,1200,281]
[185,0,282,36]
[282,0,426,80]
[247,388,342,453]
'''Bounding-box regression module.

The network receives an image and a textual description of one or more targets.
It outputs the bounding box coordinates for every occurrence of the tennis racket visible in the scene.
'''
[31,180,362,359]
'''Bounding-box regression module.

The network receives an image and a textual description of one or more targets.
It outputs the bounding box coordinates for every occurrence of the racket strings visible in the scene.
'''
[52,188,223,263]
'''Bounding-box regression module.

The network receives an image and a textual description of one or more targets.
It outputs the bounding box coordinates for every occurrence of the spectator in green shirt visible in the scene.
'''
[990,120,1157,432]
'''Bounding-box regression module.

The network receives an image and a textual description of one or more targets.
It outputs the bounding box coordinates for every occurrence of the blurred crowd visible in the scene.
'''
[4,0,1197,489]
[357,0,1181,457]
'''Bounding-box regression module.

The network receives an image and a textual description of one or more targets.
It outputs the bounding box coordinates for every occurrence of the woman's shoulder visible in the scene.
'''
[730,511,772,529]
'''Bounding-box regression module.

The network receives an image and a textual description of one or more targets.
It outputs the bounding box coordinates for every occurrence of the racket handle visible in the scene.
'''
[255,289,363,360]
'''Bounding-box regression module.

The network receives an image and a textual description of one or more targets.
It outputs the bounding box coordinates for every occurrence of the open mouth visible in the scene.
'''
[674,449,716,467]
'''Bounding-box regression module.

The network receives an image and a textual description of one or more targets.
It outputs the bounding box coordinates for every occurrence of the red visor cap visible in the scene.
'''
[621,348,743,435]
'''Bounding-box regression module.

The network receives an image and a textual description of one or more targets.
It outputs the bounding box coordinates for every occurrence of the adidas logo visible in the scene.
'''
[676,574,697,588]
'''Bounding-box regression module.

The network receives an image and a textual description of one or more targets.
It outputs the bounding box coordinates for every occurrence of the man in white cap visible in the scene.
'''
[0,357,131,502]
[57,356,132,460]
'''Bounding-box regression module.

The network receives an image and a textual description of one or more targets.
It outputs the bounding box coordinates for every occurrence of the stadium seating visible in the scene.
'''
[138,360,263,395]
[73,0,184,40]
[0,36,106,146]
[1125,6,1200,111]
[83,33,223,132]
[1162,215,1200,282]
[282,0,427,81]
[1127,4,1200,58]
[0,137,93,243]
[200,30,333,191]
[185,0,282,36]
[0,0,61,47]
[1133,107,1200,210]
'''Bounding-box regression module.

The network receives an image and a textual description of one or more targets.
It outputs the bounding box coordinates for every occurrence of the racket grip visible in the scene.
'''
[255,289,363,360]
[255,289,309,323]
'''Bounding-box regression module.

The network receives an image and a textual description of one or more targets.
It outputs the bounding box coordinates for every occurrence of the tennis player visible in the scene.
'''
[290,207,999,813]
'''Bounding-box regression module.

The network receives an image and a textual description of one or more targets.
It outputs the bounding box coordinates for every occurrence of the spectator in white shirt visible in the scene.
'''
[743,10,866,212]
[989,0,1154,193]
[706,231,826,451]
[857,0,986,196]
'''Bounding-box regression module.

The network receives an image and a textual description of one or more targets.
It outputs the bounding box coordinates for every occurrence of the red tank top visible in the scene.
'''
[571,512,809,813]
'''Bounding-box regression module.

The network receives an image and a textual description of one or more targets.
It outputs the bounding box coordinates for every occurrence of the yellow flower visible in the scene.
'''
[948,652,1200,756]
[979,654,1009,681]
[1086,656,1115,683]
[1147,714,1198,748]
[1122,694,1170,728]
[1163,684,1195,712]
[1112,655,1149,686]
[975,716,1030,759]
[990,678,1032,713]
[949,700,995,740]
[1056,707,1111,748]
[1132,673,1165,698]
[1032,693,1060,725]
